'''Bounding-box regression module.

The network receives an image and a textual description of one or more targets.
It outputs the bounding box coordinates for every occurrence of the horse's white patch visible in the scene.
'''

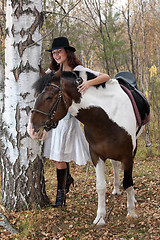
[126,186,137,218]
[79,71,87,82]
[93,159,106,225]
[110,159,121,195]
[68,77,137,151]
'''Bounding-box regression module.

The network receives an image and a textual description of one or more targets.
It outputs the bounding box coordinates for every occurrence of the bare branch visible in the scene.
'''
[43,11,97,32]
[27,0,82,48]
[54,0,66,14]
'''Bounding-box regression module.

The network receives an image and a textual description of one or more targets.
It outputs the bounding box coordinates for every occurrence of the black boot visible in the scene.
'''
[65,163,74,194]
[51,189,66,208]
[51,168,67,208]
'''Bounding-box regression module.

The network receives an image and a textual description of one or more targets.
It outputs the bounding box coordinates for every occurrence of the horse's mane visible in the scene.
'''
[32,72,58,95]
[33,70,106,95]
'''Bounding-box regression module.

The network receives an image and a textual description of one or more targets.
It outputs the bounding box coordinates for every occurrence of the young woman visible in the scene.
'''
[28,37,110,207]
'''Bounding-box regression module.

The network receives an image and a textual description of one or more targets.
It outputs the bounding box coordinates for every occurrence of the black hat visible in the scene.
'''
[46,37,76,52]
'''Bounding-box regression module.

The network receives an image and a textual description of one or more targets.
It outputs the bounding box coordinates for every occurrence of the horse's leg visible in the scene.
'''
[123,161,137,218]
[93,158,106,225]
[110,159,121,195]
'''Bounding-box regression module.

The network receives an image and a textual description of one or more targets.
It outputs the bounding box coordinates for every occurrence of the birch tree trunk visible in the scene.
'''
[1,0,49,211]
[0,0,5,162]
[0,54,4,162]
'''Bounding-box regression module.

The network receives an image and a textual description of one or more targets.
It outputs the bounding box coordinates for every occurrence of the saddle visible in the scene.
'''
[114,72,150,132]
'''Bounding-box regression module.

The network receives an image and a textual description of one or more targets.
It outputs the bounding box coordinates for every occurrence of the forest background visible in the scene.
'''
[1,0,159,151]
[0,0,159,239]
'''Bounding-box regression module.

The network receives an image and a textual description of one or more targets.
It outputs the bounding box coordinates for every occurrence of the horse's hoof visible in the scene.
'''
[112,189,121,195]
[134,197,137,203]
[127,211,138,218]
[93,216,106,225]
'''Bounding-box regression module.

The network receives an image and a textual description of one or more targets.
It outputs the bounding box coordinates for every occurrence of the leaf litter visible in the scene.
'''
[0,152,159,239]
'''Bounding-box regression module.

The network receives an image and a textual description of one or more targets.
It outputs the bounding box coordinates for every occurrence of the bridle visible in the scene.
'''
[31,79,68,130]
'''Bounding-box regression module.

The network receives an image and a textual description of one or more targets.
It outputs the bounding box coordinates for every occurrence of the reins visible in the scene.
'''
[31,79,68,130]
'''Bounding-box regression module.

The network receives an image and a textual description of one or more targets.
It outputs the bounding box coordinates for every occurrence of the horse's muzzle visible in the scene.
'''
[44,120,59,131]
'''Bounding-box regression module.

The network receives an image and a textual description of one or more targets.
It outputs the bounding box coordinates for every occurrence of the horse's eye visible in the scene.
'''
[46,96,53,101]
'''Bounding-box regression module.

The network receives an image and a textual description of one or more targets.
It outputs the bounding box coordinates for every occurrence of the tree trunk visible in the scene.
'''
[1,0,49,211]
[0,53,4,163]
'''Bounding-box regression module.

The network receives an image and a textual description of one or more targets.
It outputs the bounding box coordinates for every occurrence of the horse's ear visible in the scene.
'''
[38,64,46,77]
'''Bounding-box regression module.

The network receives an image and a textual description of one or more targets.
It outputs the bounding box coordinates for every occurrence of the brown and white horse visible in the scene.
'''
[30,70,143,225]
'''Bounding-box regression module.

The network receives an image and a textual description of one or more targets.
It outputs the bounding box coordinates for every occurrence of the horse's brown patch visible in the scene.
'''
[76,107,133,169]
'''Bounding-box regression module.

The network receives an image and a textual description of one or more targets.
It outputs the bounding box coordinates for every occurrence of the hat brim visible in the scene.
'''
[46,46,76,52]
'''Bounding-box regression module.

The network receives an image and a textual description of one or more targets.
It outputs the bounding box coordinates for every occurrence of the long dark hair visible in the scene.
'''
[48,49,83,71]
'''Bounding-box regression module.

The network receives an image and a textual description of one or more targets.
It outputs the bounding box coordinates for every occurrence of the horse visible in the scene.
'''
[30,69,144,225]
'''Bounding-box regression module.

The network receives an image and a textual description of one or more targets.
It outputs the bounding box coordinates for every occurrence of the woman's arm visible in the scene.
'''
[78,73,110,94]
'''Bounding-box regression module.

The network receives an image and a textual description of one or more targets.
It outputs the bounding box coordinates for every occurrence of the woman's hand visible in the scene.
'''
[27,122,48,141]
[39,129,48,141]
[27,122,39,139]
[77,81,90,94]
[77,73,110,94]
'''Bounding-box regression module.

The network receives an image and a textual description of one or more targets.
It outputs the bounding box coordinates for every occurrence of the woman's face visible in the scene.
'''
[52,48,67,65]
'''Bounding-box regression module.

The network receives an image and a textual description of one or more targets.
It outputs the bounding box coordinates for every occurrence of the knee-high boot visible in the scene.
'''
[65,163,74,194]
[51,168,67,208]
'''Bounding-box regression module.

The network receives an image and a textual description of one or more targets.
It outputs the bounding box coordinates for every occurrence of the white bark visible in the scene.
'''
[0,56,4,115]
[0,54,4,162]
[1,0,49,210]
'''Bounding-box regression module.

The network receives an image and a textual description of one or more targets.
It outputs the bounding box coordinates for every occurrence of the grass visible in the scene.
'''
[0,135,160,239]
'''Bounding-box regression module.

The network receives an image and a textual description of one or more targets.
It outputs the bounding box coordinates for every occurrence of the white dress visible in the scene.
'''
[43,65,99,165]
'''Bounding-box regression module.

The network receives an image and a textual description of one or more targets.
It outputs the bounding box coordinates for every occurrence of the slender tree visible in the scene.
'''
[0,53,4,163]
[1,0,49,211]
[0,0,5,173]
[83,0,125,75]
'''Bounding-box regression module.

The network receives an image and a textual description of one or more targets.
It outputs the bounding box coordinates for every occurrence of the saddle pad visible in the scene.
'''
[120,84,142,126]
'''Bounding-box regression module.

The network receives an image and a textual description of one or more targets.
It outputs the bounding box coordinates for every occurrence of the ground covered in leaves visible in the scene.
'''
[0,140,160,239]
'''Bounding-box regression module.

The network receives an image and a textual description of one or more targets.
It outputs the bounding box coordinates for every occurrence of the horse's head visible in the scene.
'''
[30,70,82,132]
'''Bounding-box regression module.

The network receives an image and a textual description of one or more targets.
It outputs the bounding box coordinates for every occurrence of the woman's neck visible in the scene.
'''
[61,63,73,71]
